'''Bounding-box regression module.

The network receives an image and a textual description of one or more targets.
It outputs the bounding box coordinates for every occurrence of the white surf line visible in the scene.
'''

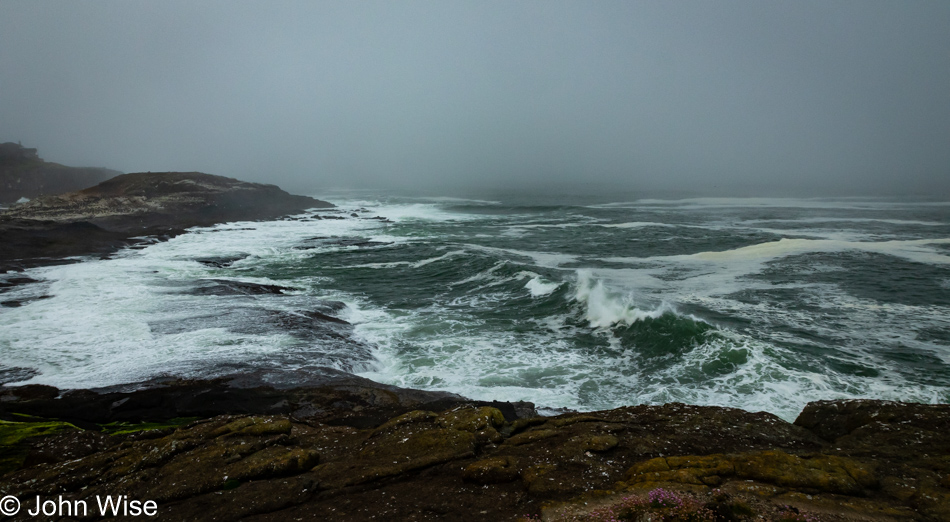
[598,221,678,229]
[462,243,580,269]
[346,249,469,270]
[588,197,950,210]
[690,237,950,265]
[447,261,509,287]
[741,217,948,227]
[573,237,950,308]
[402,196,502,205]
[601,237,950,267]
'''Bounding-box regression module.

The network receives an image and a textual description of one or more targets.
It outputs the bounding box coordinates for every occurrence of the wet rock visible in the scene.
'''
[0,276,38,289]
[194,255,248,268]
[188,279,295,296]
[0,368,41,389]
[298,236,391,248]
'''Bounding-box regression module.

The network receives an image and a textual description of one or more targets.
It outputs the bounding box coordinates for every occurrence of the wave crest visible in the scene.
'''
[573,270,677,328]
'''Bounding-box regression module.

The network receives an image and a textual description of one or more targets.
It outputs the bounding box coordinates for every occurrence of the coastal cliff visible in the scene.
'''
[0,171,332,270]
[0,381,947,521]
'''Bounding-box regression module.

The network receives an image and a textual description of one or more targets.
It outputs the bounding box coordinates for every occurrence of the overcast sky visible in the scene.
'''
[1,1,948,197]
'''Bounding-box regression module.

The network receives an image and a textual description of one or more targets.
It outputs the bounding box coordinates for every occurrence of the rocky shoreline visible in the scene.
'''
[1,379,948,521]
[0,171,332,272]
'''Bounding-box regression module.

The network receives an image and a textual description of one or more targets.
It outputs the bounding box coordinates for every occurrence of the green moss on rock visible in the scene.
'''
[98,417,198,435]
[0,419,79,475]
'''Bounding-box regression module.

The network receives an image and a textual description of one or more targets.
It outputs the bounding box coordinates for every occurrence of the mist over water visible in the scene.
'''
[2,195,948,420]
[3,2,950,198]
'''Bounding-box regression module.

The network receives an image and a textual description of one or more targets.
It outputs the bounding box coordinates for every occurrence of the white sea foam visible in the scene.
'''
[464,244,579,269]
[524,276,560,297]
[348,249,468,270]
[691,237,950,265]
[405,196,502,205]
[743,217,947,227]
[599,222,676,229]
[334,200,478,223]
[596,237,950,294]
[0,208,388,388]
[592,197,950,210]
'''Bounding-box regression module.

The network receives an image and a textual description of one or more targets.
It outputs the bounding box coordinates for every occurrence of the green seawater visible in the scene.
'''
[1,196,948,420]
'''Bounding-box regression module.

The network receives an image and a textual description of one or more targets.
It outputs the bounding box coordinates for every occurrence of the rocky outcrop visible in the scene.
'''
[2,171,332,231]
[0,375,530,431]
[0,171,332,271]
[1,391,947,521]
[0,142,120,204]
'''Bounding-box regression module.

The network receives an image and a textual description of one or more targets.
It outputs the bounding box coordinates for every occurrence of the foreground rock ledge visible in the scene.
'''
[1,386,948,521]
[0,171,332,271]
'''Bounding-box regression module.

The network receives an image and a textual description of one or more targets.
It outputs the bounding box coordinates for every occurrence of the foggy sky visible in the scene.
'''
[1,1,948,197]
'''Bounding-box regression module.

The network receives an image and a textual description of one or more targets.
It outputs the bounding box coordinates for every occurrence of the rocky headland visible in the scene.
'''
[0,171,332,271]
[0,142,120,205]
[1,379,948,521]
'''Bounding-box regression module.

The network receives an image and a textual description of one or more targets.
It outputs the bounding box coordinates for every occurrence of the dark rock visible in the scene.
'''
[21,430,117,468]
[0,376,501,429]
[0,218,135,272]
[0,276,38,289]
[194,255,248,268]
[0,295,50,308]
[297,236,390,249]
[463,456,521,484]
[188,279,295,296]
[794,399,950,443]
[0,384,58,403]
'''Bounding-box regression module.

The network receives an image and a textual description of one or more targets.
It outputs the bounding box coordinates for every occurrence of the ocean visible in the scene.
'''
[2,195,949,421]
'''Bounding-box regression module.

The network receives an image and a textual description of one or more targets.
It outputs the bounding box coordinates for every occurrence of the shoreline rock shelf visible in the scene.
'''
[1,380,948,521]
[0,171,333,271]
